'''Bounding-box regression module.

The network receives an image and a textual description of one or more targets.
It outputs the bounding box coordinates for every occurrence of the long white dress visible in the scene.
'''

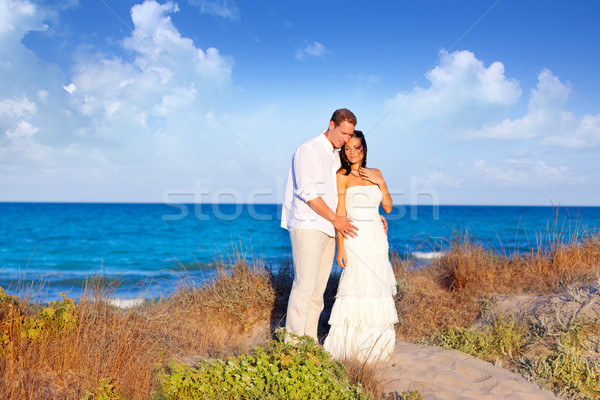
[323,185,398,362]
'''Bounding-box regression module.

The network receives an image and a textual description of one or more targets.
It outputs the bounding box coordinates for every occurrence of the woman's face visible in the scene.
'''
[344,137,364,165]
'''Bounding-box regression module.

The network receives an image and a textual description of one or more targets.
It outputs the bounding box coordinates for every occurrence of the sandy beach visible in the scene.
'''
[375,341,558,399]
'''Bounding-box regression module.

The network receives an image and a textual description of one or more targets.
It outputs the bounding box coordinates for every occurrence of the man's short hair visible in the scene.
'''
[330,108,357,127]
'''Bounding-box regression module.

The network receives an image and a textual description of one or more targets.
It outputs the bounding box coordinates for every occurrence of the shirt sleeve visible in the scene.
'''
[292,143,323,202]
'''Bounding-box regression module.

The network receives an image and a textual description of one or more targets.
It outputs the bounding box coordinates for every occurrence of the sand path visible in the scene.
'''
[374,341,558,400]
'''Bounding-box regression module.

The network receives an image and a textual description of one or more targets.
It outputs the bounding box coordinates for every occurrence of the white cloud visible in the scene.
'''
[5,120,38,139]
[0,96,37,118]
[416,156,583,192]
[295,42,331,60]
[421,170,463,188]
[427,50,521,105]
[465,69,600,149]
[0,0,47,40]
[187,0,240,20]
[0,0,252,201]
[467,158,578,187]
[70,0,234,122]
[528,69,570,112]
[467,69,575,140]
[541,113,600,149]
[61,0,240,170]
[384,50,522,133]
[0,0,72,148]
[123,0,233,86]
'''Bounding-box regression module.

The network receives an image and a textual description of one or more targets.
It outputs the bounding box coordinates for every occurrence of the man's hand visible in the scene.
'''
[333,215,358,239]
[305,196,358,238]
[381,215,388,234]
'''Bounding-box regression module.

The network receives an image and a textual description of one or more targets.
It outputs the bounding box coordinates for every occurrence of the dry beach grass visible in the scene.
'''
[1,229,600,399]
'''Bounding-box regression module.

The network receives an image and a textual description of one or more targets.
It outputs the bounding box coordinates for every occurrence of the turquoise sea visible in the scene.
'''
[1,202,599,302]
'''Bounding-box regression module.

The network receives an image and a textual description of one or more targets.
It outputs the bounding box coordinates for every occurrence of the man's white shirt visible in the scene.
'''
[281,131,341,237]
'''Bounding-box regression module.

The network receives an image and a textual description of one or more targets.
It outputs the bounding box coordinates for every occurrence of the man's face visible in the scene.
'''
[327,120,355,149]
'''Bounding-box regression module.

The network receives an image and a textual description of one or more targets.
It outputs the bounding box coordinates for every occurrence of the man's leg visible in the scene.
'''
[285,229,331,340]
[304,234,335,340]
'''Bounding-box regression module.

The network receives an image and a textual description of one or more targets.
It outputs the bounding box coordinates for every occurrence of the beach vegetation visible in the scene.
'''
[519,318,600,399]
[153,333,368,400]
[152,253,277,356]
[1,289,77,356]
[23,293,78,340]
[437,314,528,361]
[525,341,600,399]
[81,378,124,400]
[0,254,390,399]
[2,226,599,399]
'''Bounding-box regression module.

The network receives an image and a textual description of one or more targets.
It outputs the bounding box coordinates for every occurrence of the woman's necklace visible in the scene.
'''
[350,169,363,179]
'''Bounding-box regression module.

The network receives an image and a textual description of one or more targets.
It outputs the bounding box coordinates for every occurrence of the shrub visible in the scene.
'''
[23,293,78,340]
[1,289,78,358]
[0,287,24,357]
[524,321,600,399]
[154,334,369,400]
[398,391,423,400]
[81,378,124,400]
[437,314,527,361]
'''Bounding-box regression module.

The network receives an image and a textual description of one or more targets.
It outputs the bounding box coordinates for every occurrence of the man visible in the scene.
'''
[281,108,358,341]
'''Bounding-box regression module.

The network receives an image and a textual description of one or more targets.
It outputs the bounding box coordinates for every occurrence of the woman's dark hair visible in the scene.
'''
[339,130,367,175]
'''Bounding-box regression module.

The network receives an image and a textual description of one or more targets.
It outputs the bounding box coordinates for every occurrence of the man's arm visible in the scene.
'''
[306,197,357,238]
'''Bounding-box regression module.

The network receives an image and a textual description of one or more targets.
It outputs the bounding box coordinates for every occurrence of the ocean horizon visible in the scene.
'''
[1,202,599,303]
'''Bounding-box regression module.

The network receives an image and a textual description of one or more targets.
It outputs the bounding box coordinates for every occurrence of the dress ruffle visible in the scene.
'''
[324,323,396,363]
[328,295,398,328]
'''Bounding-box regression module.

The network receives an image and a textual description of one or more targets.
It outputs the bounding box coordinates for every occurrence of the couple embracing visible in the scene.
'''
[281,108,398,362]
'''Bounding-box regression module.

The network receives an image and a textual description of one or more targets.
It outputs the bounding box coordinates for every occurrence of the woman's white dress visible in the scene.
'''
[324,185,398,362]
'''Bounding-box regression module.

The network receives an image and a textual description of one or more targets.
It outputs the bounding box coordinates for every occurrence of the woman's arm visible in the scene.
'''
[335,172,349,268]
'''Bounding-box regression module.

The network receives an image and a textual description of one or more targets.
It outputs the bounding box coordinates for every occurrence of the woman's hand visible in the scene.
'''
[358,168,384,186]
[360,168,393,214]
[336,246,347,269]
[381,215,388,234]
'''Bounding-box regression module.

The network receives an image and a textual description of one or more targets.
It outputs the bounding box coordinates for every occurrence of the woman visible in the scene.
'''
[323,130,398,362]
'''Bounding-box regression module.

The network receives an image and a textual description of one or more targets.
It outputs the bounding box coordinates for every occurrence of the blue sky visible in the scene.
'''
[1,0,599,205]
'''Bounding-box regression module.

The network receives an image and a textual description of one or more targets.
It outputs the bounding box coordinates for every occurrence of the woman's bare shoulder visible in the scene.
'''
[336,170,350,190]
[369,167,383,176]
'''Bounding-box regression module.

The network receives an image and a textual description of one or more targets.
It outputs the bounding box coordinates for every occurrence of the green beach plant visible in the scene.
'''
[526,344,600,399]
[81,378,124,400]
[23,292,78,340]
[153,334,369,400]
[521,319,600,399]
[437,314,527,361]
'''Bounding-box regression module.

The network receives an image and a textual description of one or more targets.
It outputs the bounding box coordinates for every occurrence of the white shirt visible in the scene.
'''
[281,131,341,237]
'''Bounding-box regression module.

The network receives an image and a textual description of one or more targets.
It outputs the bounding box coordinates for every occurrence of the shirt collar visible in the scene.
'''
[320,130,340,153]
